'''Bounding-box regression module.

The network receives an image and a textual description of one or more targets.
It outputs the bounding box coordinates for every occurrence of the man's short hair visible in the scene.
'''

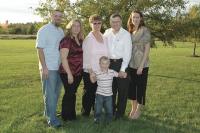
[51,9,63,15]
[110,13,122,20]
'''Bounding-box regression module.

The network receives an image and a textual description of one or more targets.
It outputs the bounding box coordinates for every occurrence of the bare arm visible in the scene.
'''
[140,43,150,68]
[137,27,151,75]
[137,43,150,75]
[83,37,92,71]
[60,48,74,84]
[37,48,48,79]
[90,72,96,83]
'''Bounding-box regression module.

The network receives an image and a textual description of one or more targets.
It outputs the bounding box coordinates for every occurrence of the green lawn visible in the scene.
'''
[0,40,200,133]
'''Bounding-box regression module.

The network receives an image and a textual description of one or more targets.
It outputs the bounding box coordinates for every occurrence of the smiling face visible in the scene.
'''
[71,21,81,36]
[51,10,63,26]
[110,16,122,32]
[90,20,102,32]
[99,59,110,71]
[131,12,142,28]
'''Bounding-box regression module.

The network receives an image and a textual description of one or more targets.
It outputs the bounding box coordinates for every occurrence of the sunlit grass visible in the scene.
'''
[0,40,199,133]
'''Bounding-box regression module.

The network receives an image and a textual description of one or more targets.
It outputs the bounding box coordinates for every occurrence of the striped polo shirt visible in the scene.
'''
[95,69,118,96]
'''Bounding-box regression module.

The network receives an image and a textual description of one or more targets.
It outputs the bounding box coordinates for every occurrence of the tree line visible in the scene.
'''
[35,0,200,46]
[0,22,43,35]
[1,0,200,54]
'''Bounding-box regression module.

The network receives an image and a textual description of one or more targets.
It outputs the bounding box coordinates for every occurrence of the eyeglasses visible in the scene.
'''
[92,22,102,25]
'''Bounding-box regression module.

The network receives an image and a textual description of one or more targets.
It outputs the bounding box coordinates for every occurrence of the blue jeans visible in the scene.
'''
[40,70,62,126]
[94,94,113,122]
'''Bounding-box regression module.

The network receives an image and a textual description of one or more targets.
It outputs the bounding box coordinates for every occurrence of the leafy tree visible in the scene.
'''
[36,0,186,46]
[186,5,200,56]
[35,0,72,25]
[0,26,4,34]
[174,4,200,56]
[3,23,38,35]
[26,23,38,35]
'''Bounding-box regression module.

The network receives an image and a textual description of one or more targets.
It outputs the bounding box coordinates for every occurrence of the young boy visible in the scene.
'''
[90,56,127,123]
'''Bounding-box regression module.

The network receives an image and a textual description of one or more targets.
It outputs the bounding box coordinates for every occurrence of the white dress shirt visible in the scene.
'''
[104,27,132,72]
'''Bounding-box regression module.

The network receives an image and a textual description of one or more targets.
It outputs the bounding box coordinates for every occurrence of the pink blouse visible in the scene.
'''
[83,32,109,72]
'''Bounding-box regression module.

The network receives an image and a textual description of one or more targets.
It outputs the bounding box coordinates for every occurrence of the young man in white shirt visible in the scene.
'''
[36,9,65,127]
[104,13,132,119]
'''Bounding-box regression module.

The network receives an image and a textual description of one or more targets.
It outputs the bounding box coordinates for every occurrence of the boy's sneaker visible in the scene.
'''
[48,119,62,128]
[48,123,62,128]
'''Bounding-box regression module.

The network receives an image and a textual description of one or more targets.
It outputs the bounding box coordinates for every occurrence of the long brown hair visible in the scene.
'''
[65,19,84,40]
[127,10,145,33]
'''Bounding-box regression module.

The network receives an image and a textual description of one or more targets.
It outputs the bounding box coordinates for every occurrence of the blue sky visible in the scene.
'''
[0,0,199,24]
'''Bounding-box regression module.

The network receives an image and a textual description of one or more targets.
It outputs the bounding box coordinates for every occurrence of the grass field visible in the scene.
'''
[0,40,200,133]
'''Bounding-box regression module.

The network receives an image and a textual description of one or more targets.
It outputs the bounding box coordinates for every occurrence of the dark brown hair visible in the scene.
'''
[127,10,145,33]
[89,14,102,23]
[110,13,122,20]
[51,9,63,15]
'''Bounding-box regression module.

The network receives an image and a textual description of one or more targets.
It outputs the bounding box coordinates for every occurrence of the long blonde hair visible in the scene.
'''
[65,19,84,40]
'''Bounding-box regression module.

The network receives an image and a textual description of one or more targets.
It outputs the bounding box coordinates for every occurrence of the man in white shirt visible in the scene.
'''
[104,13,132,119]
[36,9,65,127]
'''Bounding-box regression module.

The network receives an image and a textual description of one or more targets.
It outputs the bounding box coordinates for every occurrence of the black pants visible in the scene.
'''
[109,59,129,118]
[81,72,97,116]
[60,73,82,121]
[128,67,149,105]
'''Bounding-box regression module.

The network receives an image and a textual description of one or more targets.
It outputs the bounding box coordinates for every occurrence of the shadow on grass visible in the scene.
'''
[149,74,200,83]
[7,111,199,133]
[52,114,200,133]
[142,114,200,133]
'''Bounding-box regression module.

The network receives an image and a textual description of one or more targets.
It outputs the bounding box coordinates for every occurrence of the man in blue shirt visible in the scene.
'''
[36,9,64,127]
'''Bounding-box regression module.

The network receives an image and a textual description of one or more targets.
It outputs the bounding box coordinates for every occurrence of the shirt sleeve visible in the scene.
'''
[142,27,151,44]
[103,36,111,58]
[60,28,65,38]
[120,32,132,72]
[59,37,71,50]
[103,29,108,37]
[35,28,46,49]
[83,36,92,70]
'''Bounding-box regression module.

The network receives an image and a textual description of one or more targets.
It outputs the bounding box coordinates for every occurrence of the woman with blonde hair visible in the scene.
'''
[59,19,84,121]
[127,10,151,119]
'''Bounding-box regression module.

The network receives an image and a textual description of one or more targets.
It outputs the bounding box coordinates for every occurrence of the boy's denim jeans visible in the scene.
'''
[94,94,113,122]
[41,70,62,126]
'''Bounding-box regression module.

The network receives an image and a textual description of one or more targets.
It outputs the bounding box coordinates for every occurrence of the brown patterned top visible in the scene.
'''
[129,26,151,69]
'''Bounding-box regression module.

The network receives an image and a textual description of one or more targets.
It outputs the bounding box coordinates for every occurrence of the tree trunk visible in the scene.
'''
[193,30,197,57]
[193,42,197,57]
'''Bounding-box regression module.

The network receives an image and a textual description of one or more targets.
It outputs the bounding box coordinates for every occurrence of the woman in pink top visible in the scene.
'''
[82,14,109,116]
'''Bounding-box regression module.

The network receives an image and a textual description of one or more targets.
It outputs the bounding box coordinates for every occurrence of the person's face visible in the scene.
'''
[51,11,63,26]
[71,21,81,36]
[90,20,102,32]
[110,17,122,32]
[132,12,141,27]
[100,60,110,71]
